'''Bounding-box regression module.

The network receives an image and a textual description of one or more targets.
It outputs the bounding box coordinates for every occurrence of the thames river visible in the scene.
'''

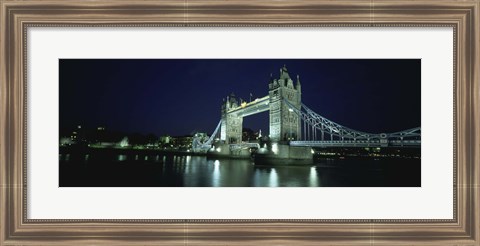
[59,153,420,187]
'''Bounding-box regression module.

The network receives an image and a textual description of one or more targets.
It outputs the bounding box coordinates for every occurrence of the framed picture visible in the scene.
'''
[1,0,478,245]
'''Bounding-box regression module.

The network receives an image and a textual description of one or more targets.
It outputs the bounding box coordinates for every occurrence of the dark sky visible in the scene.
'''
[59,59,421,136]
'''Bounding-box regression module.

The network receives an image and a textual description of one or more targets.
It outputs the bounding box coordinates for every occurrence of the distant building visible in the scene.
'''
[60,137,73,146]
[159,135,171,144]
[70,131,77,141]
[193,132,208,140]
[172,135,193,148]
[69,124,86,143]
[242,128,256,142]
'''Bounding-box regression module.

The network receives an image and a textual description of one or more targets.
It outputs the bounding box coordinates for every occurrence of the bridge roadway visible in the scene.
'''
[225,139,420,151]
[290,140,421,148]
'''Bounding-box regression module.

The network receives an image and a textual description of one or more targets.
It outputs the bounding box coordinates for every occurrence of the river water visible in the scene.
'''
[59,154,420,187]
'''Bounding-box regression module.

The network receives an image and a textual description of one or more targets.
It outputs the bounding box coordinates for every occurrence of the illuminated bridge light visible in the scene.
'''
[272,143,278,154]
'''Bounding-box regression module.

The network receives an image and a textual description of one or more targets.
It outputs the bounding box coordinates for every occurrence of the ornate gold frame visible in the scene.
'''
[1,0,479,245]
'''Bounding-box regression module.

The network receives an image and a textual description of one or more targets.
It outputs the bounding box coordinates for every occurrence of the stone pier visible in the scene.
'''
[254,142,313,165]
[206,142,252,159]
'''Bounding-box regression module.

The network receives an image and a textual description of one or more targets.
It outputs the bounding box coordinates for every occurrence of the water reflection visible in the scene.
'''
[309,167,319,187]
[212,160,220,187]
[268,168,279,187]
[60,153,421,187]
[173,156,317,187]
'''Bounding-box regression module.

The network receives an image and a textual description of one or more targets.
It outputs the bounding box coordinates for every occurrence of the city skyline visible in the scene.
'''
[60,59,421,137]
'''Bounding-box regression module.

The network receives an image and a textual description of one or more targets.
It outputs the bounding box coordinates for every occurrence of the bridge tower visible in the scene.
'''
[268,65,302,142]
[220,93,243,144]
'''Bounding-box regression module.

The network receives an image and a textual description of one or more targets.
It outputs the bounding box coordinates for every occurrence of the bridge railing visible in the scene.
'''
[290,140,421,147]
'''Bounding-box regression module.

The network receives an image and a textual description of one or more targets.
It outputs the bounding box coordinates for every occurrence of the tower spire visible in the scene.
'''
[279,64,290,80]
[296,74,301,91]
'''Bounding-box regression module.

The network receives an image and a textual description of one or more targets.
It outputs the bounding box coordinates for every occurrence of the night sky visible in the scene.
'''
[59,59,420,137]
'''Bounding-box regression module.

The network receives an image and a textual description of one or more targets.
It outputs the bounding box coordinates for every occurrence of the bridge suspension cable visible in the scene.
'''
[283,99,421,147]
[204,120,222,146]
[192,120,222,152]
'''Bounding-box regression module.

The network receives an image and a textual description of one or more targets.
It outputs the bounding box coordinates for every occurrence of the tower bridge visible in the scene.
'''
[194,65,421,165]
[221,65,302,144]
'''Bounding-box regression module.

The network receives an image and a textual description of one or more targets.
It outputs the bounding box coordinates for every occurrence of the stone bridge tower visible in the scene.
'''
[268,65,302,142]
[220,93,243,144]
